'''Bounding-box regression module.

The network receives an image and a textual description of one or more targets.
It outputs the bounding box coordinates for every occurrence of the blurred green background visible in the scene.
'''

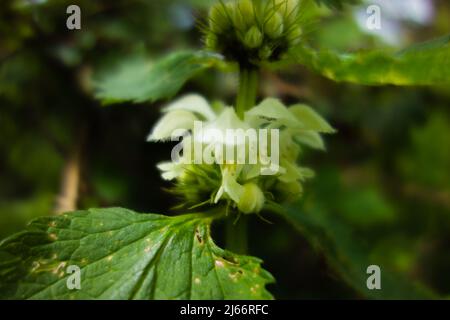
[0,0,449,299]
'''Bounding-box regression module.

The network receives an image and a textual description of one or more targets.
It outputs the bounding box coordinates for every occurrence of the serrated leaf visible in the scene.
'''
[0,208,274,300]
[148,109,198,141]
[94,51,223,104]
[291,35,450,86]
[267,203,436,299]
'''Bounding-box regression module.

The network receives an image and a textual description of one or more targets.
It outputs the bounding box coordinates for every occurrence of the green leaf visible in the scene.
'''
[0,208,274,300]
[94,51,223,104]
[267,203,436,299]
[291,35,450,86]
[398,112,450,189]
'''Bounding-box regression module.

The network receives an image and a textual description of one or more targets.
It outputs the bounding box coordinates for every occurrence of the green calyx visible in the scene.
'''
[204,0,304,66]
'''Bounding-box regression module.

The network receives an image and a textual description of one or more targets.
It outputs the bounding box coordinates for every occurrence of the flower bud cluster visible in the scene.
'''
[205,0,303,66]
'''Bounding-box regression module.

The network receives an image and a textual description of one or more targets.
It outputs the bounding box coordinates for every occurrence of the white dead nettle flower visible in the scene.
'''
[148,94,335,214]
[148,94,216,141]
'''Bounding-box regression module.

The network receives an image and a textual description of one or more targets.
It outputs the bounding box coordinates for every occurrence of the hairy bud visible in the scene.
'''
[264,12,284,39]
[244,26,263,49]
[204,0,304,65]
[232,0,255,31]
[238,183,265,214]
[275,0,299,23]
[209,3,231,34]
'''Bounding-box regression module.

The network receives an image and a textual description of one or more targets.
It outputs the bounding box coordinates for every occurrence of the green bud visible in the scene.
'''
[275,0,299,22]
[209,3,232,34]
[232,0,255,31]
[287,26,302,46]
[244,26,263,49]
[264,12,284,39]
[238,183,265,214]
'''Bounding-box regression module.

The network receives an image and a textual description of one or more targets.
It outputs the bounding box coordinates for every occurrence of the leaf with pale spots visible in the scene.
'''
[0,208,274,300]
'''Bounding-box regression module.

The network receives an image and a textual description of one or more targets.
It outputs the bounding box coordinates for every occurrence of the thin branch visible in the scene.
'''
[54,134,84,215]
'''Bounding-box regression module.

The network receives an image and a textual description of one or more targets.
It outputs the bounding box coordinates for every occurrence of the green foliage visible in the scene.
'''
[268,202,435,299]
[94,51,223,104]
[291,35,450,86]
[0,208,273,300]
[399,112,450,189]
[337,186,396,227]
[315,0,360,9]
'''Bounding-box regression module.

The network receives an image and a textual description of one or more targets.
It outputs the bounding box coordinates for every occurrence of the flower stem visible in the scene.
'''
[227,67,259,254]
[236,67,259,119]
[225,215,248,254]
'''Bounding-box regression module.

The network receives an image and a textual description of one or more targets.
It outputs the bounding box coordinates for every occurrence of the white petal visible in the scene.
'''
[147,110,198,141]
[214,165,244,204]
[196,108,250,146]
[222,166,244,204]
[214,186,224,204]
[289,104,336,133]
[245,98,302,128]
[156,162,184,181]
[163,94,216,121]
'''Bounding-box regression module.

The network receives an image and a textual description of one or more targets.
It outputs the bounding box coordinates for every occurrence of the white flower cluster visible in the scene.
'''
[148,94,335,214]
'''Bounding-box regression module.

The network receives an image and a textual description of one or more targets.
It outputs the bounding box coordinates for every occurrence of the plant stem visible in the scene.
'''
[226,67,259,254]
[236,67,259,119]
[225,215,248,254]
